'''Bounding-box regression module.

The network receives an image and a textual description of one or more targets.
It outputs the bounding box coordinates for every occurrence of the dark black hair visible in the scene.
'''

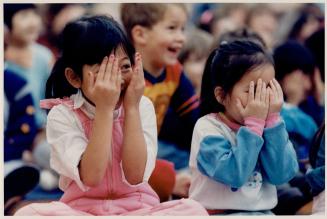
[200,40,274,117]
[46,15,135,99]
[273,40,315,82]
[4,3,36,29]
[305,28,324,82]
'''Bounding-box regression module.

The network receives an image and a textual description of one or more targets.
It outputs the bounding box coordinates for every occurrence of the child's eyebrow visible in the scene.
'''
[120,56,129,61]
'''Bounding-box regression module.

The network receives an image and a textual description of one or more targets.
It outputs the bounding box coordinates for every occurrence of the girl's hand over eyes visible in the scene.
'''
[236,78,270,120]
[123,52,145,109]
[88,55,121,110]
[267,78,284,114]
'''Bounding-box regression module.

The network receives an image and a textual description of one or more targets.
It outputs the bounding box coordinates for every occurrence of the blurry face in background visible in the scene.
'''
[11,9,42,44]
[52,5,86,36]
[248,12,278,49]
[280,70,312,105]
[183,55,207,95]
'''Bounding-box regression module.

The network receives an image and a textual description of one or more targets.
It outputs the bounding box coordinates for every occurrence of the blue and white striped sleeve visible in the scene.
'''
[196,126,264,188]
[261,120,299,185]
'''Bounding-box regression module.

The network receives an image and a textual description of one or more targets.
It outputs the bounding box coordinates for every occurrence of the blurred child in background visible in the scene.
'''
[178,27,214,95]
[38,4,88,59]
[300,28,325,126]
[4,3,58,192]
[274,40,318,173]
[4,69,39,215]
[273,40,318,214]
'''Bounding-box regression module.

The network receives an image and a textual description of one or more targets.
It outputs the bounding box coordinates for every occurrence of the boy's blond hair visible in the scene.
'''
[120,3,187,41]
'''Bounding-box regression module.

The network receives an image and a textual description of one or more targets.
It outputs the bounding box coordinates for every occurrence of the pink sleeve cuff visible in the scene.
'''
[265,113,281,128]
[244,117,265,136]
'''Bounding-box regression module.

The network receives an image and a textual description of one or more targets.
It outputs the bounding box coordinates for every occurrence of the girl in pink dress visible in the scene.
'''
[15,15,207,216]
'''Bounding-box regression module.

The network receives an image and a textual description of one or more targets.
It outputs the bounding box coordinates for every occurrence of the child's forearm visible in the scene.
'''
[122,106,147,185]
[79,107,114,187]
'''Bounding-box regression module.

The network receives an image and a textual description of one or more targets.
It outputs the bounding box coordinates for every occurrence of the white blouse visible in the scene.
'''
[46,90,158,191]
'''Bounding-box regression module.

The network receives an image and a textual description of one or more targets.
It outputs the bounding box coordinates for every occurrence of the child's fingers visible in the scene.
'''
[109,57,119,82]
[255,78,262,100]
[266,87,271,105]
[269,79,277,95]
[136,53,144,81]
[248,81,255,103]
[116,69,122,89]
[137,58,145,85]
[129,70,137,87]
[97,56,108,82]
[261,82,267,103]
[273,78,283,99]
[105,54,114,81]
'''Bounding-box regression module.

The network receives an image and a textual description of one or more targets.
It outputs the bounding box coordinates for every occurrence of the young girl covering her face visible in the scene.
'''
[189,40,299,215]
[14,15,207,216]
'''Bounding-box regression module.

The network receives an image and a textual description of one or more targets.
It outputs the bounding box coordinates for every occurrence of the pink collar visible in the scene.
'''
[216,112,241,132]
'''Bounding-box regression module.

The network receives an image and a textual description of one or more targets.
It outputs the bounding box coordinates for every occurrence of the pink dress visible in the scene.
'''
[15,98,208,216]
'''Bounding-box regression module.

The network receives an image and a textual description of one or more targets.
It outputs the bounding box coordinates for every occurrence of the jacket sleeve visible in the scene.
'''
[260,120,299,185]
[196,126,264,188]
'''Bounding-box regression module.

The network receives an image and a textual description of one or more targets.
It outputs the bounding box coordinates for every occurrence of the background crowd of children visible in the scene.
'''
[3,2,325,216]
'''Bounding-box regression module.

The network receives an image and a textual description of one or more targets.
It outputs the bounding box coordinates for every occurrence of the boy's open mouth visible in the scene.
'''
[168,47,179,54]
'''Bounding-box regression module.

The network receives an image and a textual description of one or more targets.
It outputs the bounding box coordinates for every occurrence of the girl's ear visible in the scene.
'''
[214,86,225,104]
[65,68,81,88]
[131,25,147,46]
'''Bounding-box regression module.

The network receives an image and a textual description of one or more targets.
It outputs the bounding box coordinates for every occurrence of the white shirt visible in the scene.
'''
[46,90,158,191]
[189,115,277,211]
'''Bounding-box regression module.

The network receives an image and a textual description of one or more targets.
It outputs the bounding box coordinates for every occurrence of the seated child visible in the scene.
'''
[14,15,208,216]
[189,40,298,215]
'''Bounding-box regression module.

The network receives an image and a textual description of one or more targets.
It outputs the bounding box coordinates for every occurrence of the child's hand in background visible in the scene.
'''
[87,55,121,110]
[267,78,284,114]
[236,78,270,121]
[123,53,145,109]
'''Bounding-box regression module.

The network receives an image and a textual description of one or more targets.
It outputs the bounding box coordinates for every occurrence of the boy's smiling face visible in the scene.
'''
[142,5,187,71]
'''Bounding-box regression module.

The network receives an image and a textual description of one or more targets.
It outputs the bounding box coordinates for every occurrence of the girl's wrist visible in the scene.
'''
[125,106,140,114]
[265,112,281,128]
[244,116,265,136]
